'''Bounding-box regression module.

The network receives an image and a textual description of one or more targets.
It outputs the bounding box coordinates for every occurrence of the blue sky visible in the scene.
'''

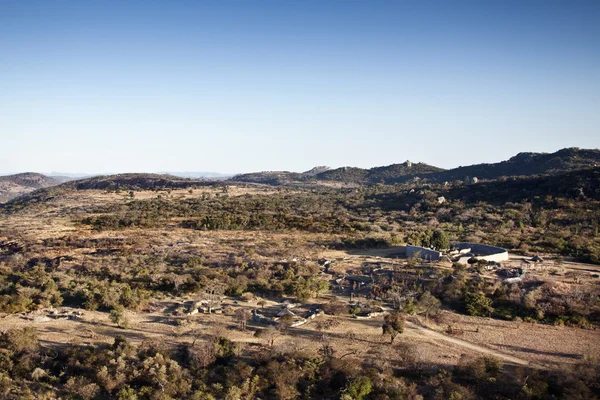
[1,0,599,174]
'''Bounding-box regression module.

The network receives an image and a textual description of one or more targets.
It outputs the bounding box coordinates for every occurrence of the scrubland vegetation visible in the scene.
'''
[0,164,599,399]
[1,326,599,399]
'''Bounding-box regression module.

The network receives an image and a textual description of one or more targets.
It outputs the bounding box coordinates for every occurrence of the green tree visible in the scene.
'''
[117,385,138,400]
[431,229,450,250]
[382,312,405,344]
[464,291,494,317]
[109,306,130,329]
[313,280,330,298]
[293,278,312,302]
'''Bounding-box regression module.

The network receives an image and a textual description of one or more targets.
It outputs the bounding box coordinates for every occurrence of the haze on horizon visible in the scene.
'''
[1,0,599,175]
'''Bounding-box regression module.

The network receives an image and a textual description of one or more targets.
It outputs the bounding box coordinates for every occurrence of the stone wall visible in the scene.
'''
[406,245,442,261]
[451,242,509,264]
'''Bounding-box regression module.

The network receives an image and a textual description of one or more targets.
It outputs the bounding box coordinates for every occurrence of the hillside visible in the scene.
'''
[231,167,332,185]
[303,166,330,176]
[0,173,60,202]
[0,173,221,213]
[368,166,600,213]
[314,166,369,183]
[433,147,600,183]
[65,173,218,191]
[231,171,309,185]
[446,166,600,204]
[317,161,445,185]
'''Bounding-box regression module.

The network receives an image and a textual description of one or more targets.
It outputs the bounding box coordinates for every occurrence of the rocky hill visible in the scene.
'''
[445,166,600,204]
[232,166,331,185]
[232,148,600,186]
[303,166,331,176]
[432,147,600,183]
[317,161,444,184]
[231,171,308,185]
[65,173,217,191]
[231,162,443,185]
[0,173,61,202]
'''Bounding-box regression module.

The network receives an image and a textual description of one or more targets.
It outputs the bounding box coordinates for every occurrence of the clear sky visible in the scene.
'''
[1,0,599,175]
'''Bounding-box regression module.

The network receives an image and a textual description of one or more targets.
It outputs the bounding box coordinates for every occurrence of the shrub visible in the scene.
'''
[345,376,372,400]
[109,306,130,329]
[464,291,494,317]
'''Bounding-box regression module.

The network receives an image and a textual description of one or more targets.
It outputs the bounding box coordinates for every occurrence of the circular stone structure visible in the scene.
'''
[450,242,509,264]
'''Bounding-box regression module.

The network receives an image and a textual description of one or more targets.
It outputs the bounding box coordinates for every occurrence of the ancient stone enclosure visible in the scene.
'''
[406,242,509,264]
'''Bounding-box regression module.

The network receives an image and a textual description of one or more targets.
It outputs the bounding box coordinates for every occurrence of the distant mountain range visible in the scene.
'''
[1,148,599,203]
[231,148,600,185]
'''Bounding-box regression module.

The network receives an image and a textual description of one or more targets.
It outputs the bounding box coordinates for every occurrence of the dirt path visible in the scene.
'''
[405,320,535,367]
[509,253,600,273]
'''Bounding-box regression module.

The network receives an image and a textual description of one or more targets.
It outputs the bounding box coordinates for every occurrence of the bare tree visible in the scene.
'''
[235,308,252,331]
[201,281,226,313]
[190,341,217,369]
[319,340,335,359]
[416,291,441,318]
[256,325,279,349]
[278,314,294,334]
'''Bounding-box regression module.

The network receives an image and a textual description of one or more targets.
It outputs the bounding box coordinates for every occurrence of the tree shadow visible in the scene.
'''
[492,343,582,360]
[288,321,385,346]
[144,315,178,325]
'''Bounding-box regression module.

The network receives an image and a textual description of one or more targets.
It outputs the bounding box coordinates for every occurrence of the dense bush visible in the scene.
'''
[0,328,597,399]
